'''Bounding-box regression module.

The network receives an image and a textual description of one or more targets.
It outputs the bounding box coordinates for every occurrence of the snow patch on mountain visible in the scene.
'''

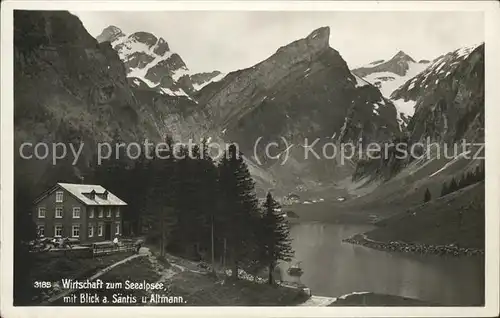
[96,26,222,96]
[360,62,428,112]
[353,75,370,87]
[352,51,431,123]
[391,43,482,116]
[392,98,416,121]
[192,72,226,90]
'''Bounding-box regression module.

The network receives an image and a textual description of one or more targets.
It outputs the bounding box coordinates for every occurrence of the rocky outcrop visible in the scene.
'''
[392,44,484,144]
[190,71,224,90]
[14,11,192,192]
[352,51,431,129]
[95,25,125,43]
[187,27,400,191]
[96,26,224,97]
[14,13,407,195]
[353,50,417,78]
[353,44,484,183]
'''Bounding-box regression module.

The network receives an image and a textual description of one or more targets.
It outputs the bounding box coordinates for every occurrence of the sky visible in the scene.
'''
[74,11,484,74]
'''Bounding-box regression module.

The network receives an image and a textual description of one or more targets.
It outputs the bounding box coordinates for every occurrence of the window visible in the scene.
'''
[98,207,103,218]
[106,207,111,218]
[37,224,45,237]
[55,207,63,218]
[98,224,103,236]
[38,207,46,218]
[88,225,94,237]
[72,207,81,218]
[115,222,120,235]
[72,224,80,238]
[115,207,120,218]
[54,225,63,237]
[56,191,64,203]
[89,207,94,218]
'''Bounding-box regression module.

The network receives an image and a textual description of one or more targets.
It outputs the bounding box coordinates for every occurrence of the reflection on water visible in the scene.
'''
[278,222,484,305]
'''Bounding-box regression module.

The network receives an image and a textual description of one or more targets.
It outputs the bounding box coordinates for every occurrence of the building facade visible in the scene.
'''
[32,183,127,243]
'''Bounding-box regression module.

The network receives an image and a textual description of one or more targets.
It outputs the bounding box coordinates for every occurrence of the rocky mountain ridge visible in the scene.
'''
[353,43,484,185]
[182,26,402,192]
[96,25,225,98]
[14,11,197,193]
[352,51,431,129]
[15,11,483,199]
[392,43,484,143]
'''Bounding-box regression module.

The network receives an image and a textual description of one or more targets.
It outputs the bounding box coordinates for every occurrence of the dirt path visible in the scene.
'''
[45,250,147,304]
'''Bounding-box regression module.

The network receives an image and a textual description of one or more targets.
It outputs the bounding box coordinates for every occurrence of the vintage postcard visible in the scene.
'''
[1,1,499,317]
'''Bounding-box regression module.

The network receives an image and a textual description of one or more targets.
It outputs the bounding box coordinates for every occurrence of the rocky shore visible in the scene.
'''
[343,234,484,257]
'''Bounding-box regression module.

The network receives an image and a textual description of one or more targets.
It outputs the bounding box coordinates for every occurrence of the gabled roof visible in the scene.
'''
[58,183,127,206]
[34,183,127,206]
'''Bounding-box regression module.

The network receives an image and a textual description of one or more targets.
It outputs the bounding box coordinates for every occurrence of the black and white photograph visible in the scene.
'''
[1,1,499,317]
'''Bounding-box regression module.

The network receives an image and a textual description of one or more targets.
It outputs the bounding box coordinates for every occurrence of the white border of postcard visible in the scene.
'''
[1,1,499,317]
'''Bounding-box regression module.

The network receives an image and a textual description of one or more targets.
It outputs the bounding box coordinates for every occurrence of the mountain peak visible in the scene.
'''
[306,26,330,46]
[96,25,125,43]
[105,25,122,34]
[274,26,331,59]
[391,50,416,63]
[98,25,224,96]
[130,31,158,48]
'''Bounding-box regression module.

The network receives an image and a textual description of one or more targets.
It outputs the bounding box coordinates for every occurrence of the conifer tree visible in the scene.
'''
[174,143,210,256]
[197,138,220,261]
[260,192,294,285]
[440,182,449,197]
[127,147,153,235]
[424,188,431,202]
[143,136,178,249]
[449,178,458,193]
[474,165,481,181]
[218,144,260,278]
[457,175,466,189]
[475,161,485,182]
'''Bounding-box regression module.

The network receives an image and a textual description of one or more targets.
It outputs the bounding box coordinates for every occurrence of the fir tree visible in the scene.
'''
[143,136,178,251]
[440,182,449,197]
[424,188,431,202]
[449,178,458,193]
[218,144,261,278]
[457,176,465,189]
[126,148,153,235]
[260,192,294,285]
[474,165,481,181]
[197,138,220,265]
[475,161,485,182]
[174,144,209,256]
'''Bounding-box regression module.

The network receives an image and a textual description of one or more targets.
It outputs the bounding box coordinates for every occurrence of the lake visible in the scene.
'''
[278,222,485,306]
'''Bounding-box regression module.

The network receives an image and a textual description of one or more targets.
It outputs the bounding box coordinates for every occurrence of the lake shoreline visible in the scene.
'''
[342,233,485,257]
[283,222,484,306]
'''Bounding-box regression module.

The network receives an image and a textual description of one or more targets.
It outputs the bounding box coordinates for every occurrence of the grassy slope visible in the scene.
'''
[52,250,308,306]
[344,154,482,214]
[367,182,484,248]
[31,252,134,283]
[52,256,160,305]
[168,271,308,306]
